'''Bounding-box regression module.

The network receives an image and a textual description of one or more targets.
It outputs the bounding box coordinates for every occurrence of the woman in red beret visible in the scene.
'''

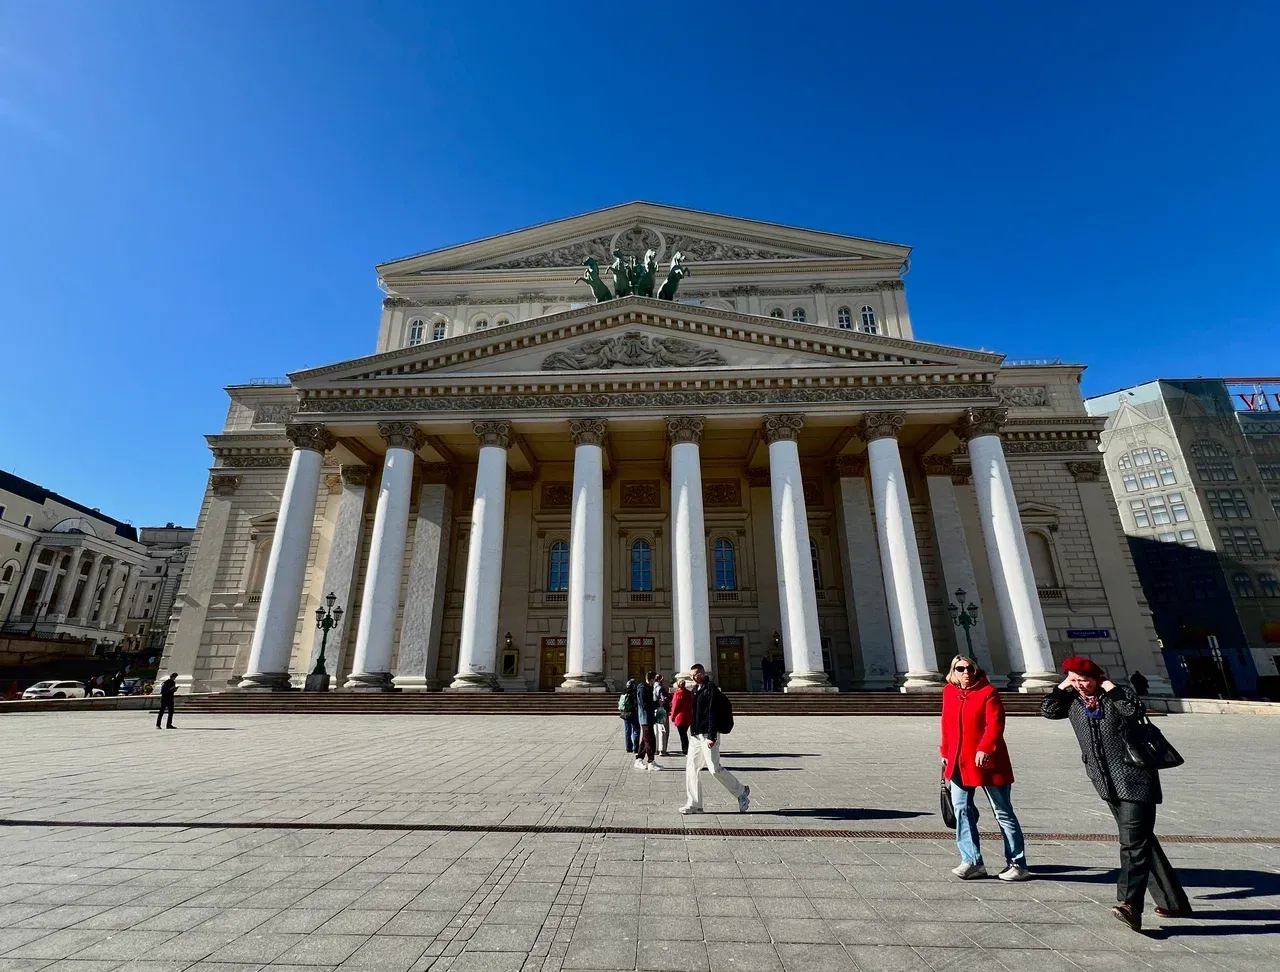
[1044,656,1191,931]
[939,655,1029,881]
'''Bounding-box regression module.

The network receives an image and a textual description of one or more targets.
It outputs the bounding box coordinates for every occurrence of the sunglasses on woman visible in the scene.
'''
[954,665,975,673]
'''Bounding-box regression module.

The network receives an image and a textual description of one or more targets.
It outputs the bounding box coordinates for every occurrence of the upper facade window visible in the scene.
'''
[407,319,425,346]
[713,539,737,591]
[548,541,569,592]
[495,316,511,328]
[1117,447,1176,487]
[474,317,489,330]
[860,305,878,334]
[1189,439,1229,458]
[1196,460,1237,482]
[1258,462,1280,481]
[1219,526,1264,558]
[1207,489,1251,520]
[836,306,853,329]
[630,540,653,592]
[769,308,784,319]
[791,308,807,323]
[432,321,448,341]
[1129,491,1190,529]
[809,539,822,588]
[1233,572,1256,598]
[1260,572,1280,598]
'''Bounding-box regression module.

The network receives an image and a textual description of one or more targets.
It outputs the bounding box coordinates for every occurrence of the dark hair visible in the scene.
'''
[690,664,706,673]
[645,671,657,681]
[169,672,178,678]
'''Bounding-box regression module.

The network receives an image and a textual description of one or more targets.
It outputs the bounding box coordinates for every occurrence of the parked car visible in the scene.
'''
[22,681,88,700]
[118,678,147,696]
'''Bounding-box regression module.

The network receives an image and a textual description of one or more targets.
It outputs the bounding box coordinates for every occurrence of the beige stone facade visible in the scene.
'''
[160,204,1168,694]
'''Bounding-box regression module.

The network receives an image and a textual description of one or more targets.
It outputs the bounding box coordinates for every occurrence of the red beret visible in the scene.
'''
[1062,655,1106,680]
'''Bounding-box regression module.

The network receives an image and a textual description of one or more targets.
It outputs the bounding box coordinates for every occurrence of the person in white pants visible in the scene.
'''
[680,664,750,815]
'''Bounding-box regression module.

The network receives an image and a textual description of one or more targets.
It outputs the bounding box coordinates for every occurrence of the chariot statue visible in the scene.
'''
[576,249,689,303]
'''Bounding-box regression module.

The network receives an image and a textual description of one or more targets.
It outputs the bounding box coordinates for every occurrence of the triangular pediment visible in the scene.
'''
[291,297,1002,387]
[377,202,910,276]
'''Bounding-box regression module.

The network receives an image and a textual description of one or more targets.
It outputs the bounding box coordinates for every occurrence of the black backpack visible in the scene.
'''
[712,686,735,735]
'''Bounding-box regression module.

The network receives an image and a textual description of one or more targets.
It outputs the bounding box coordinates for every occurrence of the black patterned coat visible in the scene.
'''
[1042,685,1161,804]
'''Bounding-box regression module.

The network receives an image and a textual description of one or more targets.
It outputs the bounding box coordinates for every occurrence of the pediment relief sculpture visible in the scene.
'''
[541,331,727,371]
[476,235,615,271]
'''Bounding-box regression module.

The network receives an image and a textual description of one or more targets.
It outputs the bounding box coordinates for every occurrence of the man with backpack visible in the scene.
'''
[619,678,640,755]
[680,663,750,815]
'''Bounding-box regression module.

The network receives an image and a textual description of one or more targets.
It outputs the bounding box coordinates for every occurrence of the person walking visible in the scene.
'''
[620,678,640,755]
[653,674,671,757]
[1130,671,1150,697]
[1043,656,1192,931]
[680,664,749,814]
[940,656,1030,881]
[156,672,178,729]
[635,672,662,771]
[670,678,693,756]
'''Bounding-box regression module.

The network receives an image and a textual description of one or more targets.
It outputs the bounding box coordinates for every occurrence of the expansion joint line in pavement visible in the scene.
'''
[0,817,1274,843]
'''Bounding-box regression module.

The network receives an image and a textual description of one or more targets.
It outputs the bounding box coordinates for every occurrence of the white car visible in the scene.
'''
[22,681,87,700]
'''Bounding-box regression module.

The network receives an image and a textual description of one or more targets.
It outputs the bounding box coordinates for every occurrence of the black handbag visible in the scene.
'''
[940,771,957,829]
[1122,712,1184,771]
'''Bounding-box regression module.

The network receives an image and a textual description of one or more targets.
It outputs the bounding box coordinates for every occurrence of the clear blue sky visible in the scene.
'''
[2,1,1277,527]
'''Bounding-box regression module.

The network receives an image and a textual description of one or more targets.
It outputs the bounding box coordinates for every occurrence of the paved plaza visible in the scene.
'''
[1,710,1279,971]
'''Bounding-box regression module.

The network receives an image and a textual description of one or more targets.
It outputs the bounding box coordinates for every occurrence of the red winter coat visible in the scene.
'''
[939,678,1014,788]
[670,685,693,728]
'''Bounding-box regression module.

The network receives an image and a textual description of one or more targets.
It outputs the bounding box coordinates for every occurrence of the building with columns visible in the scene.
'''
[159,203,1170,695]
[0,470,152,651]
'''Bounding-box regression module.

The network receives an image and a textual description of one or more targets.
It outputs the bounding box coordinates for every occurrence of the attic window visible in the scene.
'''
[860,305,878,334]
[769,308,784,319]
[495,316,511,328]
[407,319,425,346]
[474,317,489,330]
[432,321,448,341]
[791,308,807,322]
[836,306,853,329]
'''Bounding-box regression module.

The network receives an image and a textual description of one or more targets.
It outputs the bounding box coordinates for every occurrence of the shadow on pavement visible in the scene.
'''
[768,808,928,821]
[1035,864,1280,902]
[720,753,819,759]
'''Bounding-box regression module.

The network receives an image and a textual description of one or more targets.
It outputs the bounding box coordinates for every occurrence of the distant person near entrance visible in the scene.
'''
[1130,671,1149,697]
[156,673,178,729]
[680,664,749,814]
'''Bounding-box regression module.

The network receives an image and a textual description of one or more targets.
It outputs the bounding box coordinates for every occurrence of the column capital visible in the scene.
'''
[920,455,954,477]
[1067,460,1104,482]
[956,407,1008,440]
[209,473,242,496]
[569,418,608,447]
[860,411,906,442]
[378,422,427,452]
[472,420,512,449]
[666,416,704,445]
[832,455,868,478]
[340,464,374,487]
[763,413,804,443]
[286,423,337,453]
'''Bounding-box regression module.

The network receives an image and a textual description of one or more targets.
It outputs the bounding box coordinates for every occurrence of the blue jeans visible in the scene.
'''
[950,781,1027,868]
[624,718,640,753]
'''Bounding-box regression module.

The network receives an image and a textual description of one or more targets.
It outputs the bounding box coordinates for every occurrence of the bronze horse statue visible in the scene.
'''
[578,257,615,303]
[657,251,689,301]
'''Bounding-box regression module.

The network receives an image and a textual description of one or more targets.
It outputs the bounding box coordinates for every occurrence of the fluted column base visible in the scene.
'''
[447,672,498,692]
[237,672,293,691]
[784,671,839,693]
[557,672,608,693]
[897,671,946,693]
[343,672,396,691]
[392,675,441,692]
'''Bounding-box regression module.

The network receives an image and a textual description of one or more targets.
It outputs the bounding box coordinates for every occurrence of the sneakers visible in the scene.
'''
[633,760,646,771]
[647,763,664,772]
[738,785,751,813]
[678,805,704,815]
[997,864,1031,882]
[951,862,988,880]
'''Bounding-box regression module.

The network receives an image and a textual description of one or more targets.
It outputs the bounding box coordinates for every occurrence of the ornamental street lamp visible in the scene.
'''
[305,592,343,692]
[946,588,980,656]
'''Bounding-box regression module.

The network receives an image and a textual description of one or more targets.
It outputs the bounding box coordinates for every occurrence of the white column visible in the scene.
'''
[306,465,371,684]
[923,456,996,676]
[347,424,423,690]
[764,415,834,692]
[834,459,899,689]
[962,408,1057,691]
[239,424,333,690]
[450,421,511,691]
[668,417,713,676]
[97,561,126,628]
[34,550,61,619]
[113,565,140,626]
[561,418,608,691]
[395,472,453,690]
[864,412,943,691]
[70,552,101,623]
[50,548,84,621]
[4,544,44,622]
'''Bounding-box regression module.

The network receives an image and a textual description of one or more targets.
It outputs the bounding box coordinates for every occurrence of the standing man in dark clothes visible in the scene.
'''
[680,664,749,814]
[1130,671,1149,697]
[634,672,662,771]
[156,673,178,729]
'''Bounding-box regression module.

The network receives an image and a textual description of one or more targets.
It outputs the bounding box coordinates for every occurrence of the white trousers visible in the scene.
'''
[655,722,669,754]
[684,733,744,809]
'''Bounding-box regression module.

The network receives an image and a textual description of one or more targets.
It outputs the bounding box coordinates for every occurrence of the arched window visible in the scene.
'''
[495,316,511,328]
[630,540,653,592]
[791,307,807,322]
[1258,572,1279,598]
[809,539,822,589]
[836,306,853,329]
[860,305,878,333]
[713,539,737,591]
[769,308,784,319]
[547,541,569,592]
[474,317,489,330]
[1233,572,1256,598]
[1118,448,1176,487]
[1026,532,1059,588]
[431,320,447,341]
[1190,439,1229,458]
[407,319,425,346]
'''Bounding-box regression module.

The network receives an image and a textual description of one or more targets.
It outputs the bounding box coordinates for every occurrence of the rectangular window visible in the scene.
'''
[1122,474,1139,493]
[1259,462,1280,481]
[23,515,31,528]
[0,505,5,519]
[1148,496,1171,525]
[1140,471,1159,489]
[1168,492,1190,522]
[1198,461,1237,481]
[1159,467,1177,485]
[1208,489,1251,519]
[1132,449,1152,466]
[1130,499,1150,529]
[1270,490,1280,517]
[1178,529,1198,547]
[1220,526,1266,558]
[1157,532,1177,543]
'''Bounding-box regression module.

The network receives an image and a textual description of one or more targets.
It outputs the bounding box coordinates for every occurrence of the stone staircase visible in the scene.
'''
[176,691,1049,717]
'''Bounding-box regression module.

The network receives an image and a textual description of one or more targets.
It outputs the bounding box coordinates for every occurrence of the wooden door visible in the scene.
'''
[628,636,655,682]
[716,636,747,691]
[539,637,566,692]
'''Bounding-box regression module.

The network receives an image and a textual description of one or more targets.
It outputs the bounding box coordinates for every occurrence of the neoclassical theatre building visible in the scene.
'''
[160,203,1170,695]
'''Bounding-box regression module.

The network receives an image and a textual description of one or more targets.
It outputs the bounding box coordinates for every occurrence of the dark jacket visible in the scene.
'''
[692,679,720,739]
[1042,685,1161,804]
[160,679,177,701]
[636,681,656,726]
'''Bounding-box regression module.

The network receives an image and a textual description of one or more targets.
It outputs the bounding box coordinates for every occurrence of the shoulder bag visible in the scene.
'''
[1122,711,1185,771]
[939,770,957,829]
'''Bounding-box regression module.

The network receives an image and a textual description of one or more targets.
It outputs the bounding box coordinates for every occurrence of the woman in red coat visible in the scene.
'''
[939,655,1030,882]
[669,678,693,756]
